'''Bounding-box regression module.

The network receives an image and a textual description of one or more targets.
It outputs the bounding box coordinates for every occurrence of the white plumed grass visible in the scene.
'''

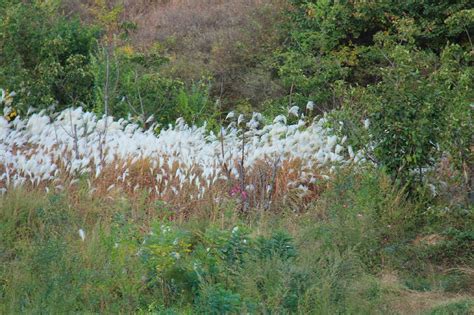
[0,107,363,211]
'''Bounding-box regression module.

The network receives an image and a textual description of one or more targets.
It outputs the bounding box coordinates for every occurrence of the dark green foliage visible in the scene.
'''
[277,0,472,107]
[0,1,219,127]
[366,51,445,185]
[0,1,100,112]
[195,285,242,315]
[279,1,473,188]
[366,36,472,186]
[255,231,297,260]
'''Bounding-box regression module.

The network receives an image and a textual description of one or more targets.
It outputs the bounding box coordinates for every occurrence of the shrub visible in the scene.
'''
[275,0,472,194]
[365,48,445,186]
[195,284,242,315]
[325,31,472,192]
[0,1,100,113]
[276,0,472,109]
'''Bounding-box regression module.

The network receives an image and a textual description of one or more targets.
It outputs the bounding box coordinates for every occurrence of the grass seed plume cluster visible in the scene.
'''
[0,96,361,210]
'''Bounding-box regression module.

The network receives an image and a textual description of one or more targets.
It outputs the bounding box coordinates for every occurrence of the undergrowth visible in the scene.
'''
[1,168,472,314]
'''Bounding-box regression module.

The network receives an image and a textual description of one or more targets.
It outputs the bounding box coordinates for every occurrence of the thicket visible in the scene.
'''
[0,0,100,111]
[276,0,473,188]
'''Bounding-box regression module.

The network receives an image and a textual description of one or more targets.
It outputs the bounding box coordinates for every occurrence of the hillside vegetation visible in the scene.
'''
[0,0,473,313]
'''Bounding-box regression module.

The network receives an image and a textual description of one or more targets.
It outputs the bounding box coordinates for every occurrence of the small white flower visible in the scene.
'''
[297,185,309,194]
[306,101,315,111]
[247,119,259,129]
[348,145,355,159]
[327,135,338,149]
[252,112,263,121]
[245,184,255,191]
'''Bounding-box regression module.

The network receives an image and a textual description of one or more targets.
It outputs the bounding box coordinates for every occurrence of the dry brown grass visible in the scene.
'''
[2,154,328,221]
[123,0,271,48]
[84,156,327,215]
[126,0,287,107]
[62,0,288,108]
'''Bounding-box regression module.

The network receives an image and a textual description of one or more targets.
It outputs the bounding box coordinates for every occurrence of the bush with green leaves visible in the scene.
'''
[281,1,473,191]
[367,25,472,187]
[365,51,446,185]
[276,0,472,108]
[0,0,100,113]
[137,222,300,312]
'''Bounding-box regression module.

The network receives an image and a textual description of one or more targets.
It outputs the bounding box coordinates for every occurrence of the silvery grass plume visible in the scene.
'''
[78,229,86,241]
[0,105,364,200]
[288,106,300,117]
